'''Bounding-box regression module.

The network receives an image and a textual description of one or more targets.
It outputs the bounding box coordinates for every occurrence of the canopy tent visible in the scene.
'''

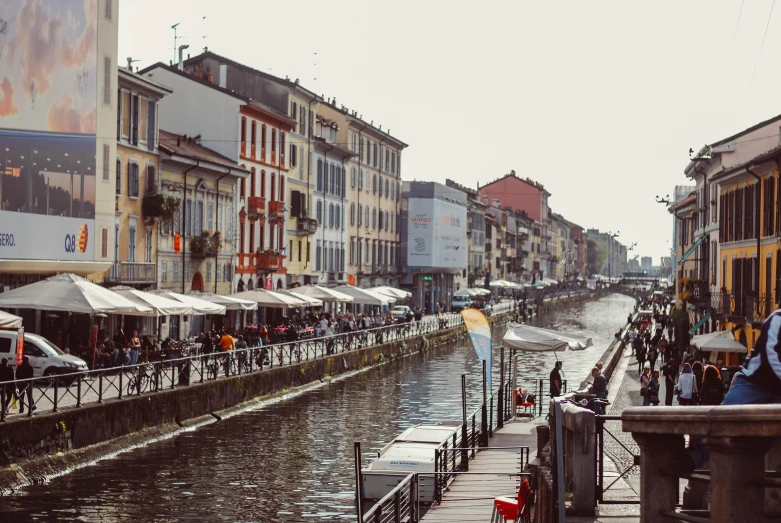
[469,288,491,296]
[369,286,412,300]
[148,290,226,315]
[232,289,308,308]
[333,285,397,305]
[503,323,593,352]
[0,310,22,328]
[282,291,324,307]
[0,273,151,315]
[189,292,257,311]
[691,330,748,353]
[454,289,482,297]
[110,286,194,316]
[291,285,354,303]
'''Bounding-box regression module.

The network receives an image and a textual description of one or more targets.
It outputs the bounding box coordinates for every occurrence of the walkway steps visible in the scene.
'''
[420,419,537,522]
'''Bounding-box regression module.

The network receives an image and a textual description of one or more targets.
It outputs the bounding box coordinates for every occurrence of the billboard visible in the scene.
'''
[407,198,467,269]
[0,0,98,261]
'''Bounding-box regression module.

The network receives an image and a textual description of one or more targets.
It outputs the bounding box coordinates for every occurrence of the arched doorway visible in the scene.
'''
[192,272,204,292]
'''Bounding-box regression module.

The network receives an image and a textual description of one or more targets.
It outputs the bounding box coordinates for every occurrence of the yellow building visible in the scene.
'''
[104,68,172,288]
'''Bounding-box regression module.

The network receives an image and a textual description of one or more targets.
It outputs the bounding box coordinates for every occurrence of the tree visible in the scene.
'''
[586,240,607,276]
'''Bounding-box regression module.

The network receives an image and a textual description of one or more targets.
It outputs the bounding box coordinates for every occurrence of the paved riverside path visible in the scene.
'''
[420,420,537,522]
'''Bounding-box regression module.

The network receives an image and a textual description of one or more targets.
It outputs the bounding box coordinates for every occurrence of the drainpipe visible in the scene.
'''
[304,94,317,273]
[746,166,762,309]
[182,160,200,294]
[355,124,367,276]
[214,169,231,294]
[377,136,387,280]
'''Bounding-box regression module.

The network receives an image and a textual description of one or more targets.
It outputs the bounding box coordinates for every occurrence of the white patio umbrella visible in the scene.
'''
[189,292,257,311]
[232,289,308,308]
[283,291,324,307]
[333,285,397,305]
[370,286,411,300]
[110,286,194,316]
[291,285,354,303]
[148,290,226,315]
[0,310,22,328]
[454,289,480,297]
[0,273,151,314]
[489,280,513,288]
[470,288,491,295]
[691,330,747,353]
[502,323,592,352]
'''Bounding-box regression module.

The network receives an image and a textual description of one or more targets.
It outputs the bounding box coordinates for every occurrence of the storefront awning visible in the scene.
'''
[688,313,711,335]
[678,235,706,265]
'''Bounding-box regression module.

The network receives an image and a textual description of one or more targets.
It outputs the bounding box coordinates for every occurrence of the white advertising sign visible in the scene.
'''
[0,210,95,261]
[407,198,466,269]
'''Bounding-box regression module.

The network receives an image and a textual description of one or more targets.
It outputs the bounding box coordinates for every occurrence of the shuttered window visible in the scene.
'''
[147,100,156,151]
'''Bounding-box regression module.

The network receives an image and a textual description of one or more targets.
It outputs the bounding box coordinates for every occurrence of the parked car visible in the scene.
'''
[0,330,89,379]
[451,295,473,312]
[391,305,412,320]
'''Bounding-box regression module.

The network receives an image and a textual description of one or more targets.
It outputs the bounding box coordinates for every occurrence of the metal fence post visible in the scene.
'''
[98,372,103,403]
[354,442,364,523]
[76,375,82,407]
[498,351,504,429]
[481,360,488,447]
[53,376,59,412]
[118,371,123,399]
[434,448,441,502]
[461,374,468,470]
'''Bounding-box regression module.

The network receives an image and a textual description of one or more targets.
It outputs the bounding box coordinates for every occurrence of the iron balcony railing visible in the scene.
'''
[711,291,771,322]
[0,303,517,422]
[106,262,156,284]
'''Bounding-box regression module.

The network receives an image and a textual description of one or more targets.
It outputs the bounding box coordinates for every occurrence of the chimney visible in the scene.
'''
[219,63,227,88]
[492,199,500,208]
[177,44,189,70]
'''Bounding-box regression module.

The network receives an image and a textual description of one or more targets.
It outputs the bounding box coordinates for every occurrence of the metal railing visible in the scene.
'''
[0,309,518,422]
[362,473,418,523]
[106,262,157,284]
[711,291,771,322]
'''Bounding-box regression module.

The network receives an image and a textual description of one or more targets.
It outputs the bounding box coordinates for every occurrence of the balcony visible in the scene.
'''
[680,278,710,307]
[246,196,266,221]
[268,200,285,220]
[296,217,318,234]
[106,262,156,285]
[190,232,221,258]
[711,291,771,323]
[255,251,284,272]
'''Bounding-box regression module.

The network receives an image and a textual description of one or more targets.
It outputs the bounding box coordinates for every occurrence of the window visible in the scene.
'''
[103,56,111,105]
[359,169,364,190]
[317,159,323,192]
[367,139,372,165]
[300,107,306,136]
[184,199,192,236]
[115,157,121,194]
[351,203,355,225]
[386,148,391,172]
[146,164,156,193]
[298,240,302,262]
[358,204,363,226]
[390,181,395,200]
[391,152,396,174]
[360,137,364,162]
[145,227,152,262]
[161,261,168,283]
[206,262,212,282]
[271,129,277,153]
[378,177,383,197]
[385,179,389,199]
[280,175,285,202]
[128,161,139,198]
[336,204,341,229]
[378,210,383,230]
[261,125,267,157]
[351,166,356,187]
[372,207,377,229]
[316,200,323,223]
[351,239,356,265]
[316,241,322,271]
[105,0,112,20]
[290,143,297,167]
[290,100,297,120]
[207,201,214,231]
[373,143,378,168]
[128,218,137,262]
[373,174,377,194]
[329,203,334,228]
[101,227,109,258]
[226,202,233,242]
[241,117,247,156]
[184,262,190,281]
[147,100,156,151]
[131,94,139,145]
[365,206,370,228]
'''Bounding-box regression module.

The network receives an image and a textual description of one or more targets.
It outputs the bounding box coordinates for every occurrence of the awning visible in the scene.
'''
[688,313,711,335]
[679,235,706,265]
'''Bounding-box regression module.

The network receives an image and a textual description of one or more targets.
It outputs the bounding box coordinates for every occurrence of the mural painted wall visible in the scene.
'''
[0,0,98,261]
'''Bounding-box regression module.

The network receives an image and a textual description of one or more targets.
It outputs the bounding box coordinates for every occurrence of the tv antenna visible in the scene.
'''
[171,23,180,65]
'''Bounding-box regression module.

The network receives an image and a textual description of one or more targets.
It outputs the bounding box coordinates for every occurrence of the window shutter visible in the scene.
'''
[147,100,156,151]
[102,143,110,181]
[101,227,108,258]
[291,190,301,217]
[103,57,111,105]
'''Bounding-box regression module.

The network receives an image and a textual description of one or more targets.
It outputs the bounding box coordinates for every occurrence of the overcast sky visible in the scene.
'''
[119,0,781,264]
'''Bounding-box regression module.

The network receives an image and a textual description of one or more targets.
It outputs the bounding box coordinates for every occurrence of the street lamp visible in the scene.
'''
[655,195,672,206]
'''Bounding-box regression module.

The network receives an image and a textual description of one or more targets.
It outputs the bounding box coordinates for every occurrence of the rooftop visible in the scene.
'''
[159,130,248,172]
[479,170,550,195]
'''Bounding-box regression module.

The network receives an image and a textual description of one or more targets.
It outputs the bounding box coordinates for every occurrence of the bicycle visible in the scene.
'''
[126,364,155,395]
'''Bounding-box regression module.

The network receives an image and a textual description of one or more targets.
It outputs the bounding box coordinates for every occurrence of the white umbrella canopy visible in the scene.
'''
[0,310,22,328]
[291,285,354,303]
[232,289,308,308]
[0,273,151,314]
[189,292,258,311]
[333,285,396,305]
[369,286,411,300]
[454,289,480,297]
[110,286,194,316]
[691,330,748,353]
[283,291,324,307]
[148,290,226,315]
[470,288,491,295]
[503,323,593,352]
[489,280,514,288]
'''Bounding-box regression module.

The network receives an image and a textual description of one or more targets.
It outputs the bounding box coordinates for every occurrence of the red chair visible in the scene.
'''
[514,389,536,417]
[491,478,533,522]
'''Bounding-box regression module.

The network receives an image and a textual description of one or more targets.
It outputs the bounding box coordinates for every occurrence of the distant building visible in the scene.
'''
[641,256,652,271]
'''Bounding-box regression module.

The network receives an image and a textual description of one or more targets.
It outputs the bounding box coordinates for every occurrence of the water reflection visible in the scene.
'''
[0,294,634,522]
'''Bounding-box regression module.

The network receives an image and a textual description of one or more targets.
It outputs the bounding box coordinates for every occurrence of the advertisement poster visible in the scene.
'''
[407,198,466,269]
[0,0,98,261]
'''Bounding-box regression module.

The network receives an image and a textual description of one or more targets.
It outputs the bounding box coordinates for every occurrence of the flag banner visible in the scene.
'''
[16,328,24,367]
[461,308,492,390]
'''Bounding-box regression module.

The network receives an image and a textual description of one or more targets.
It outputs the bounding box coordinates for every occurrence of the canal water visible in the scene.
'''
[1,293,634,522]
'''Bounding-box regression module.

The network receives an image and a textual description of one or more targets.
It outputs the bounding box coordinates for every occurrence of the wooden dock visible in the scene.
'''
[420,419,538,522]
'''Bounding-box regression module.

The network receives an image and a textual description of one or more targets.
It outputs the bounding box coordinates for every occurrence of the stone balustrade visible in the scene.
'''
[622,405,781,523]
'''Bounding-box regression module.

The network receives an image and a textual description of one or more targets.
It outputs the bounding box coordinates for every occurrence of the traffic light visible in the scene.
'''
[174,233,181,253]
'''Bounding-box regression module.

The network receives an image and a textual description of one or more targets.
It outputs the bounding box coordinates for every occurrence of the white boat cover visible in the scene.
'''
[290,285,354,302]
[503,322,592,352]
[691,330,748,353]
[0,310,22,328]
[189,292,258,311]
[111,286,194,316]
[149,290,226,315]
[0,273,152,314]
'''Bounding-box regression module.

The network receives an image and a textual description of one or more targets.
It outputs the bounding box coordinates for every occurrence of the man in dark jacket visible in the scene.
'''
[15,356,35,414]
[591,367,608,415]
[0,358,16,414]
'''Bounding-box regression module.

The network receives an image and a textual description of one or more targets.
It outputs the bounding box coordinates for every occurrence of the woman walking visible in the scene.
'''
[640,366,651,406]
[647,370,661,406]
[675,363,698,405]
[699,365,725,405]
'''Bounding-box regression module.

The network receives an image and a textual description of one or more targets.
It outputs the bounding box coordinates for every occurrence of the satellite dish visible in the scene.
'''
[0,4,10,60]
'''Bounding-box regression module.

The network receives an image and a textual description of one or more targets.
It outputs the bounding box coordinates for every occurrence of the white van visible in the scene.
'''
[0,331,89,378]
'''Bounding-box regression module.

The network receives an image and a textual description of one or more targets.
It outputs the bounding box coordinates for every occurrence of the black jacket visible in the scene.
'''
[15,362,34,380]
[0,364,14,383]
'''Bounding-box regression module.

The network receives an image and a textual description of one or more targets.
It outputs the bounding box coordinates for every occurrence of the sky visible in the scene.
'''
[118,0,781,265]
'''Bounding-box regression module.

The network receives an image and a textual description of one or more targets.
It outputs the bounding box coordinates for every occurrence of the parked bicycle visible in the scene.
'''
[126,364,155,395]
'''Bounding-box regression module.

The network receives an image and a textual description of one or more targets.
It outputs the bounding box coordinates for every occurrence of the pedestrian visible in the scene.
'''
[549,361,563,397]
[647,370,661,406]
[675,363,698,405]
[699,365,725,405]
[0,358,16,414]
[663,357,677,406]
[129,330,141,366]
[647,344,658,374]
[640,366,651,406]
[691,360,704,391]
[635,338,646,374]
[591,366,607,415]
[15,356,35,415]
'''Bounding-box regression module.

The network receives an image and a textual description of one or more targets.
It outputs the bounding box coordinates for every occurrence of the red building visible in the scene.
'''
[478,170,549,222]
